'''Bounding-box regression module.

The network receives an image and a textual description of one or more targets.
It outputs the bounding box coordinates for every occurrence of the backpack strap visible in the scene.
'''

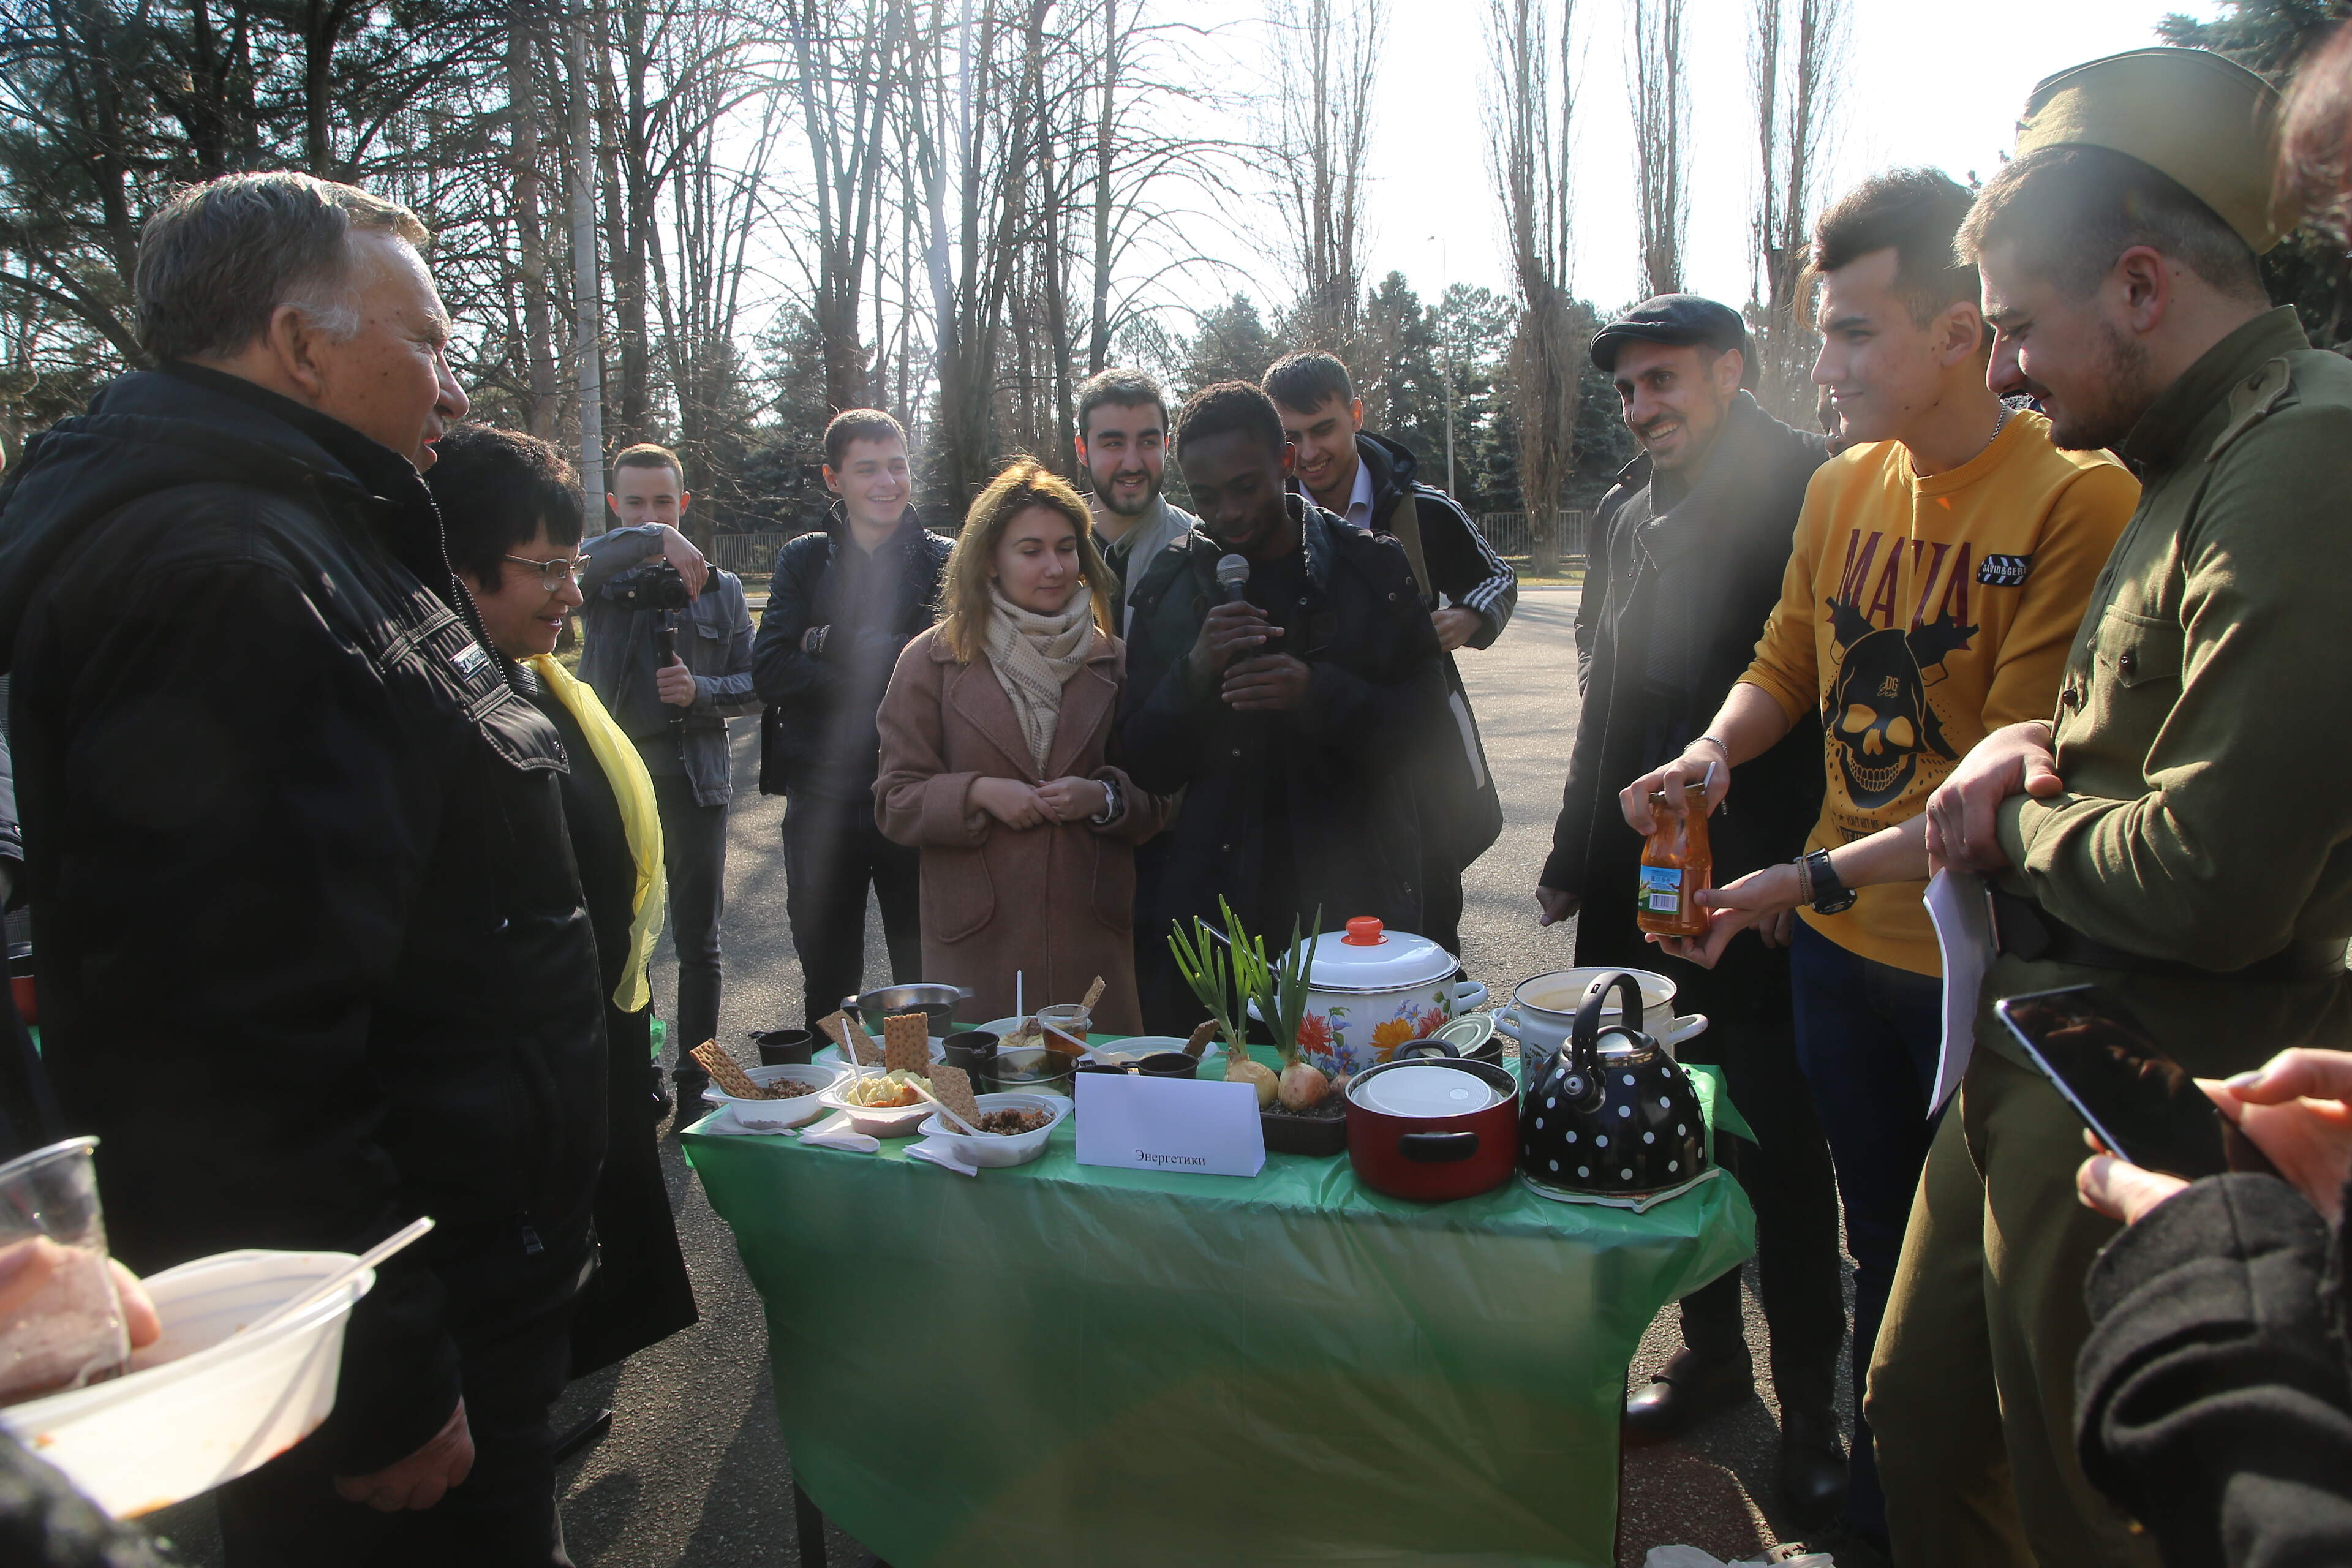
[1389,487,1432,602]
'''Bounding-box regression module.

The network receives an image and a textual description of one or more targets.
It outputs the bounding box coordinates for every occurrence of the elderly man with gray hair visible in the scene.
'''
[0,173,605,1563]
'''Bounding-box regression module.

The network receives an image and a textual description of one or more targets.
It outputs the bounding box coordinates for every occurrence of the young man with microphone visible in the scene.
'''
[1117,382,1449,1033]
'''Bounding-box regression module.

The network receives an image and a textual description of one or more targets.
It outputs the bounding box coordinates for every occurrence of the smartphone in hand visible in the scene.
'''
[1996,985,2278,1182]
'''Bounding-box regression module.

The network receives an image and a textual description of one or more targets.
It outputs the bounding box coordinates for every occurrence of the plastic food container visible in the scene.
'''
[915,1093,1069,1168]
[0,1248,374,1517]
[701,1062,845,1131]
[817,1074,937,1137]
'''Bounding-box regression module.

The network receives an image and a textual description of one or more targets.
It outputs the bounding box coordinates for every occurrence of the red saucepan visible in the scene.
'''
[1344,1044,1518,1202]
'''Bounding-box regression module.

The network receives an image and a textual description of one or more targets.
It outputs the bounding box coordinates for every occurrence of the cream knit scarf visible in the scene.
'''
[983,584,1095,774]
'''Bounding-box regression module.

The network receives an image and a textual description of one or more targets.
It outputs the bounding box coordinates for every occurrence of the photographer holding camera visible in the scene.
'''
[578,442,759,1121]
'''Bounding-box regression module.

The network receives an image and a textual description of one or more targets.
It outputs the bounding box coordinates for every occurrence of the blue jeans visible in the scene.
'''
[1789,919,1944,1540]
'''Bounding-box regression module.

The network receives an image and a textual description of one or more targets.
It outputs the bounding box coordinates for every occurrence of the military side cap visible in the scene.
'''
[2015,45,2293,253]
[1591,294,1749,372]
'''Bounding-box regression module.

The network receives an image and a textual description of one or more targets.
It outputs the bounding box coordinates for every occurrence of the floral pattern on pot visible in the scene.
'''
[1300,987,1464,1079]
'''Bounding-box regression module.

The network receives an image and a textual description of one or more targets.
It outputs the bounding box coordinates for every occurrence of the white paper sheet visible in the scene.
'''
[1925,870,1995,1115]
[1074,1072,1267,1177]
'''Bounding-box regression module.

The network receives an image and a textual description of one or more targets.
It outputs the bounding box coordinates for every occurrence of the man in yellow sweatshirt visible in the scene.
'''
[1619,167,2138,1566]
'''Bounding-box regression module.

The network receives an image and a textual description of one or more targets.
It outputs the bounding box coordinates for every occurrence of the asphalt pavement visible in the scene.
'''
[143,585,1855,1567]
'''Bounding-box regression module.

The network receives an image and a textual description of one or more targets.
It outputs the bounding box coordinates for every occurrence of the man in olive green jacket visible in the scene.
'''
[1872,48,2352,1568]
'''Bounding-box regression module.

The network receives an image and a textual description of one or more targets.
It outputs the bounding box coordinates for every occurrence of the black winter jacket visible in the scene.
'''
[753,506,952,799]
[0,365,605,1474]
[2077,1173,2352,1567]
[1542,393,1828,966]
[1355,431,1517,644]
[1118,500,1447,1025]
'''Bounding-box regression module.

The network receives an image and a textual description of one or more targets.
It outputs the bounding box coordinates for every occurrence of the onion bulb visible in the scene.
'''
[1226,1054,1278,1108]
[1278,1060,1330,1112]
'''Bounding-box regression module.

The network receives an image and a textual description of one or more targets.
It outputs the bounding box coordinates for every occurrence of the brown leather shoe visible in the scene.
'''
[1623,1345,1756,1444]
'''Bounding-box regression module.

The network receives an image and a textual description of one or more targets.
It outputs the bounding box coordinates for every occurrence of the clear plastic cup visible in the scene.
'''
[0,1137,130,1406]
[1035,1004,1091,1049]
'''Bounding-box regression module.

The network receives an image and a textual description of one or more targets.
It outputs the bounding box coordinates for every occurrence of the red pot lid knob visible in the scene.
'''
[1342,916,1386,947]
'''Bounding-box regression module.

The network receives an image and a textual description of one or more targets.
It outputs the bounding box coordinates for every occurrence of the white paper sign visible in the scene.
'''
[1074,1072,1267,1177]
[1925,869,1996,1115]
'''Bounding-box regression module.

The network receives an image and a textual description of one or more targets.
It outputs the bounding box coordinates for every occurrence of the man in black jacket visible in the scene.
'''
[0,173,603,1562]
[752,409,952,1030]
[1264,352,1516,957]
[1536,296,1849,1526]
[1120,382,1448,1032]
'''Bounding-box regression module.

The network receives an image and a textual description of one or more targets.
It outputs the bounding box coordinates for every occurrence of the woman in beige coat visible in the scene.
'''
[875,460,1171,1034]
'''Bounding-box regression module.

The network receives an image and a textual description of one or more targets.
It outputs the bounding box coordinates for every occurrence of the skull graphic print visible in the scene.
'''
[1822,595,1977,810]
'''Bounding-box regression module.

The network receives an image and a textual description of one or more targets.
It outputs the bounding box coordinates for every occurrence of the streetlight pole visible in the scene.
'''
[1427,235,1455,497]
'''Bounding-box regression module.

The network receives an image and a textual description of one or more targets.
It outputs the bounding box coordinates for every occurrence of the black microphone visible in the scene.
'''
[1215,553,1250,605]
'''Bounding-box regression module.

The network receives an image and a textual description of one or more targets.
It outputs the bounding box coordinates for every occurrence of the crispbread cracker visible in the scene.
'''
[883,1011,930,1074]
[690,1040,761,1099]
[927,1062,982,1129]
[822,1009,879,1066]
[1080,975,1106,1012]
[1182,1019,1219,1060]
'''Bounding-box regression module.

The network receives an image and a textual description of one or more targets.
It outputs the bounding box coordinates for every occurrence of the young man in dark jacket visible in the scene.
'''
[0,173,603,1562]
[752,409,952,1029]
[1264,352,1516,957]
[1119,382,1448,1032]
[1536,296,1849,1526]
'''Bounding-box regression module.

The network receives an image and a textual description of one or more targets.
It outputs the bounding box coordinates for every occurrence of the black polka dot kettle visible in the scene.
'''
[1519,971,1713,1205]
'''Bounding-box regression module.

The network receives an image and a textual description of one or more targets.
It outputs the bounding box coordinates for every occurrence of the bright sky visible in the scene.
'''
[1244,0,2222,318]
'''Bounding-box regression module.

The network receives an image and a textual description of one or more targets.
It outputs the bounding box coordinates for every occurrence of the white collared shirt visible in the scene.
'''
[1341,457,1376,530]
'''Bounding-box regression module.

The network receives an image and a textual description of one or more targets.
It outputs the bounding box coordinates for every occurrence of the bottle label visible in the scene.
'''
[1639,865,1683,914]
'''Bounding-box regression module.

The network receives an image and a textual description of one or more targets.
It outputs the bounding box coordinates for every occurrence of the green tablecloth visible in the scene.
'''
[682,1054,1754,1568]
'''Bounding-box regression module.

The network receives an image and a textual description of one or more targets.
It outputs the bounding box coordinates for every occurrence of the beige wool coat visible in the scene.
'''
[874,624,1172,1035]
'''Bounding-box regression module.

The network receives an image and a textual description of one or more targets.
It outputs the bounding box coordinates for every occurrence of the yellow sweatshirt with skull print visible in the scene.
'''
[1739,409,2138,975]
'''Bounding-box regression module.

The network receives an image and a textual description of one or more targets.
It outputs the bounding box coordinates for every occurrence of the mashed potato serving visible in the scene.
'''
[842,1069,932,1108]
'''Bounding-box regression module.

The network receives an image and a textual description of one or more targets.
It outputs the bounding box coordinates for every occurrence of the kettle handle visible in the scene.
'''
[1572,971,1646,1080]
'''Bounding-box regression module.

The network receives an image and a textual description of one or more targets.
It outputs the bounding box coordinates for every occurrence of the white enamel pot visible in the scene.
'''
[1500,966,1708,1066]
[1286,917,1488,1078]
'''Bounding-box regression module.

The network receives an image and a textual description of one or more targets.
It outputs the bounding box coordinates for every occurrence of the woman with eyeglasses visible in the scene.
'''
[424,424,697,1381]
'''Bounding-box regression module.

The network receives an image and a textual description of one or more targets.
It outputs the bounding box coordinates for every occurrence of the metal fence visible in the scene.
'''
[709,530,799,576]
[1471,510,1586,569]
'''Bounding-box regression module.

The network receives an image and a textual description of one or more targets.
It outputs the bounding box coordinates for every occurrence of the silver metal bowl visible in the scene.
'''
[843,983,973,1038]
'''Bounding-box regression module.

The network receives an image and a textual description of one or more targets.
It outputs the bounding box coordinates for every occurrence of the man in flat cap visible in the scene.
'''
[1536,296,1850,1526]
[1871,45,2352,1568]
[1618,173,2137,1566]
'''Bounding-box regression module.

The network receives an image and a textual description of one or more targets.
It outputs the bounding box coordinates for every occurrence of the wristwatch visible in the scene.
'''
[1802,848,1857,916]
[1090,775,1123,826]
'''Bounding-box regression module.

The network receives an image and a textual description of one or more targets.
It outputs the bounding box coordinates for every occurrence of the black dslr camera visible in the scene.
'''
[601,559,693,612]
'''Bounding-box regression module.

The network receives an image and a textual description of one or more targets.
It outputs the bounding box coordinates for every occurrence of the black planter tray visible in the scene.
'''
[1261,1102,1348,1157]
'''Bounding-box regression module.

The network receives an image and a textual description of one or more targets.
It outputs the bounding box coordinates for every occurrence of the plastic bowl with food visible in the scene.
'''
[1081,1035,1189,1067]
[816,1069,939,1137]
[0,1248,373,1518]
[700,1062,845,1131]
[981,1014,1093,1054]
[916,1092,1069,1168]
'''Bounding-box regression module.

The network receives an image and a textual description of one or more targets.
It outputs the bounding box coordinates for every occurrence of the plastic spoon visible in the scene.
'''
[241,1215,435,1338]
[905,1080,985,1138]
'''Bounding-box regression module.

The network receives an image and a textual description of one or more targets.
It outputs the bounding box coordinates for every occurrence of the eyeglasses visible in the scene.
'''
[505,554,587,592]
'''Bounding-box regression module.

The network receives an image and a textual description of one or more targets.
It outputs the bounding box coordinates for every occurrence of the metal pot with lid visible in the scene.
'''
[1287,917,1488,1079]
[1519,971,1714,1207]
[1344,1042,1518,1202]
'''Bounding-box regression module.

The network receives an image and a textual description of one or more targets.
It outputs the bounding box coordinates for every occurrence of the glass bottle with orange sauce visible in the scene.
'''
[1636,778,1714,938]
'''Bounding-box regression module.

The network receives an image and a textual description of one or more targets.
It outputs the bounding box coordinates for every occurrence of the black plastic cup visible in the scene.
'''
[751,1028,815,1067]
[1137,1052,1199,1079]
[943,1029,1000,1076]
